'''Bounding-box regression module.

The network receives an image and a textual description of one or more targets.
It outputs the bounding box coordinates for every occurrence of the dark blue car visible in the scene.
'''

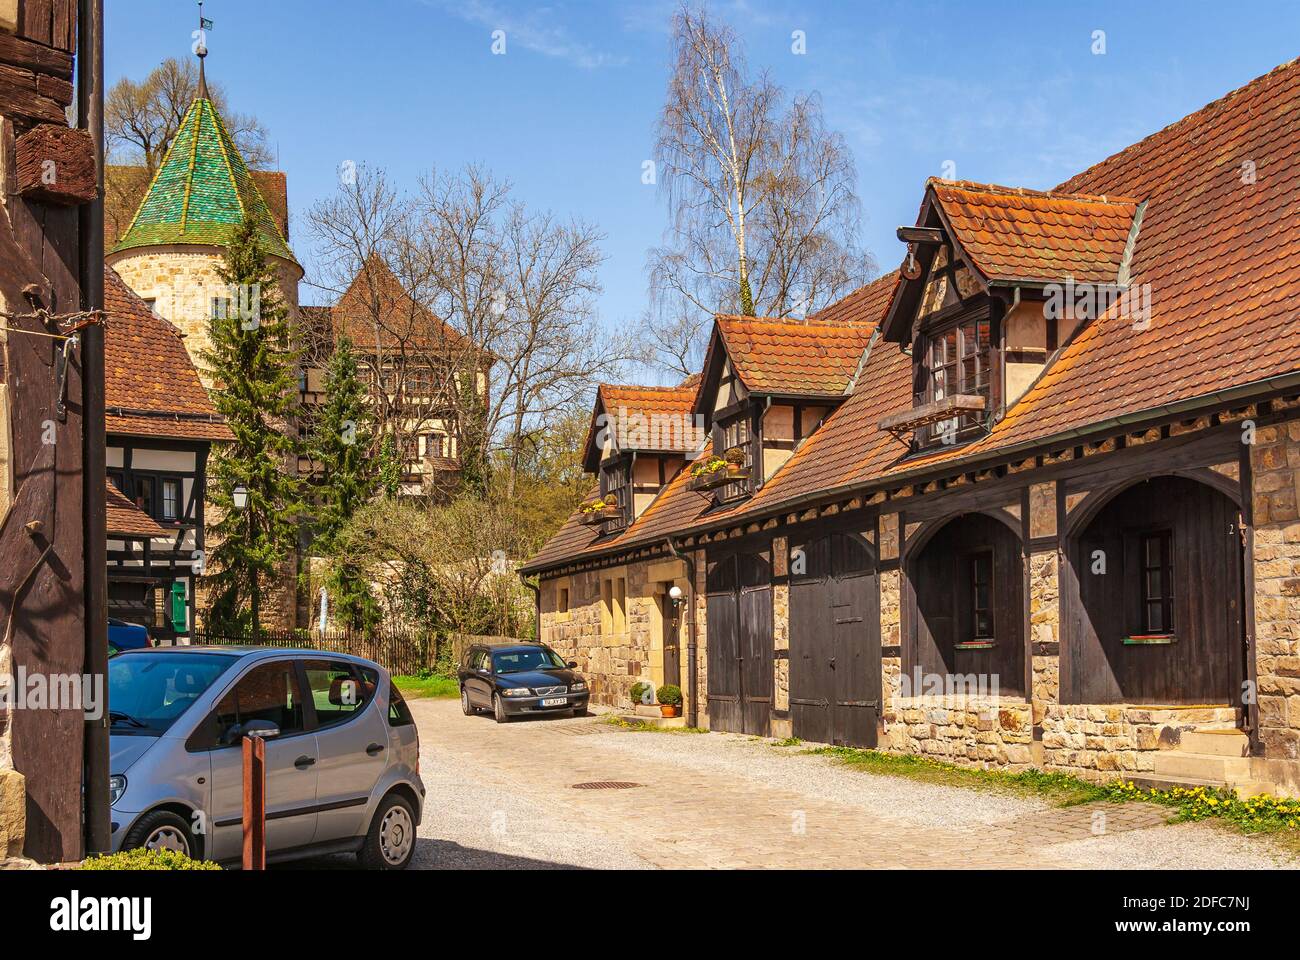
[108,618,151,656]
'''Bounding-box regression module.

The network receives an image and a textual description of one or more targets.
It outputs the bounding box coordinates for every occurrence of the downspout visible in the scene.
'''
[666,537,698,728]
[518,573,540,641]
[997,286,1020,428]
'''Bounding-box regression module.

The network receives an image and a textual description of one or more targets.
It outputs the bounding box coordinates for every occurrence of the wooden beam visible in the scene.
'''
[15,123,95,205]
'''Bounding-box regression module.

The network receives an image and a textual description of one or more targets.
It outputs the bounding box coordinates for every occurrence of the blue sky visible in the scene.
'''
[107,0,1299,368]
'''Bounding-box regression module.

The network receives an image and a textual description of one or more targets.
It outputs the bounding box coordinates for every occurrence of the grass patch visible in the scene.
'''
[810,747,1108,805]
[771,737,803,747]
[601,715,707,734]
[392,674,460,699]
[809,746,1300,844]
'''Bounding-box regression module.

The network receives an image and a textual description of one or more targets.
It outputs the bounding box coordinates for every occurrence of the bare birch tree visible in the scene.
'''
[648,4,874,377]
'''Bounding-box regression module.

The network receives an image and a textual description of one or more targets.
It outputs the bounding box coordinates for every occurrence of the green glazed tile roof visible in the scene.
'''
[113,95,297,264]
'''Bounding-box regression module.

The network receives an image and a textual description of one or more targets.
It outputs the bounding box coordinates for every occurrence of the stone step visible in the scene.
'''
[1179,729,1249,757]
[615,712,687,729]
[1153,751,1251,782]
[1130,773,1274,799]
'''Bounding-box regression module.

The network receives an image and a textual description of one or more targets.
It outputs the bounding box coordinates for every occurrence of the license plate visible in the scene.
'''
[540,697,567,707]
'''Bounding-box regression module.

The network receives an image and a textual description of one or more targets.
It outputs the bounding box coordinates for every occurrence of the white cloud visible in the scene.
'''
[430,0,628,69]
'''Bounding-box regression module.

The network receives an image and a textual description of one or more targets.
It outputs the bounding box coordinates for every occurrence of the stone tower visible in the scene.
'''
[105,57,302,386]
[107,53,306,630]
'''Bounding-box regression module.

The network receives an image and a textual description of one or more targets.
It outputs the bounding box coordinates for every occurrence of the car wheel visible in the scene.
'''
[358,793,417,870]
[123,810,197,859]
[493,693,511,724]
[571,707,588,718]
[460,687,477,716]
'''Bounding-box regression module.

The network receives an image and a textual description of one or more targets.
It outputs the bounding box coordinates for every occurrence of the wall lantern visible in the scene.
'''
[231,485,249,511]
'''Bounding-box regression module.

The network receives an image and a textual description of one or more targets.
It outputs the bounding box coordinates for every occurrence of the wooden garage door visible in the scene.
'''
[789,531,880,747]
[705,546,773,735]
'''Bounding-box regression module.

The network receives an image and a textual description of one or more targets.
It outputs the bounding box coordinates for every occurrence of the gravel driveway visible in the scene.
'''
[403,698,1295,870]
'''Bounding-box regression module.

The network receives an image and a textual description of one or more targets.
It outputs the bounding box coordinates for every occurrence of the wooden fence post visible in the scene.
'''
[242,734,266,871]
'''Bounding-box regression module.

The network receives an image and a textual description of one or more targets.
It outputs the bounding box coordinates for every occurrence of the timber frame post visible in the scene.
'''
[0,0,102,862]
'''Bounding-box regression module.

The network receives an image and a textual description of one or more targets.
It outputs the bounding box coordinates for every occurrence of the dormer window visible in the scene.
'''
[918,310,991,446]
[714,411,754,501]
[598,455,631,531]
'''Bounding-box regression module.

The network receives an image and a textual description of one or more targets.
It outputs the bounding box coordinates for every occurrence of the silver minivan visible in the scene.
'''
[108,647,425,869]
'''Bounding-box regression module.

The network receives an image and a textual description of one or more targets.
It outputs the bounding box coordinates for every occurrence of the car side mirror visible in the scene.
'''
[224,719,280,744]
[567,661,578,669]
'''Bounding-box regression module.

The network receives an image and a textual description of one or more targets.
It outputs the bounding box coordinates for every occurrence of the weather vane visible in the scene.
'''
[196,1,213,59]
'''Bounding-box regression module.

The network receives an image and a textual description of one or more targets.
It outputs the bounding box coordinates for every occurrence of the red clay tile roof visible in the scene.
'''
[599,384,698,420]
[716,316,876,398]
[330,256,476,357]
[582,383,702,470]
[931,180,1138,286]
[106,480,167,538]
[809,272,900,326]
[524,57,1300,574]
[105,266,233,442]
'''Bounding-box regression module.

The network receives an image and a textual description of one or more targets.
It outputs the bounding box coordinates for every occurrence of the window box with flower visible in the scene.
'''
[687,446,749,491]
[578,493,622,526]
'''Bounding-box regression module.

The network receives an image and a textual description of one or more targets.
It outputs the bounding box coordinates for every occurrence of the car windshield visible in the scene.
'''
[492,647,567,674]
[108,653,237,735]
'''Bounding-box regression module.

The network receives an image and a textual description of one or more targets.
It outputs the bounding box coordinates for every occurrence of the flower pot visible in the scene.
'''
[660,704,680,718]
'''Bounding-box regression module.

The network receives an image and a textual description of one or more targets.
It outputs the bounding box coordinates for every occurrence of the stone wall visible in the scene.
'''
[886,695,1034,767]
[1029,549,1060,734]
[771,536,791,738]
[540,557,689,710]
[1249,414,1300,762]
[107,246,302,389]
[1041,704,1237,777]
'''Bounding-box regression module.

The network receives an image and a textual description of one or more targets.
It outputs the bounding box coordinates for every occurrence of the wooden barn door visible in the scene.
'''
[705,545,773,735]
[790,531,880,747]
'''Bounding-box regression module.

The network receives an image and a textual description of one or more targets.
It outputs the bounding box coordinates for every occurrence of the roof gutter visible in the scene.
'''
[521,367,1300,577]
[725,368,1300,525]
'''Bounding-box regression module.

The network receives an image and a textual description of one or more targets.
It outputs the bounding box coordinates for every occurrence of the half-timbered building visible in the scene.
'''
[104,266,231,640]
[524,58,1300,797]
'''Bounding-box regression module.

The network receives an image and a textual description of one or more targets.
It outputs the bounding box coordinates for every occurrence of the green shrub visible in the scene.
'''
[656,684,682,706]
[630,681,652,704]
[81,848,222,871]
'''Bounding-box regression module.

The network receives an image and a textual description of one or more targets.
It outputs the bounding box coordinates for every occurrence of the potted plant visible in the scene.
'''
[722,445,748,477]
[687,448,748,491]
[629,680,653,706]
[656,684,683,718]
[578,493,620,525]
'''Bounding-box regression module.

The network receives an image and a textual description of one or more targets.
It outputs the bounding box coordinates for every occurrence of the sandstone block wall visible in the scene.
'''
[107,247,302,390]
[1250,415,1300,762]
[540,557,690,711]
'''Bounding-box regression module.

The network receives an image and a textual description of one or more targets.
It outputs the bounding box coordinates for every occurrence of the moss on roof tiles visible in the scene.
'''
[113,95,296,264]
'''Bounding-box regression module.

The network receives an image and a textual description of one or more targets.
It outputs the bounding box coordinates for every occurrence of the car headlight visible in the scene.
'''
[571,682,587,691]
[109,775,126,806]
[501,687,532,697]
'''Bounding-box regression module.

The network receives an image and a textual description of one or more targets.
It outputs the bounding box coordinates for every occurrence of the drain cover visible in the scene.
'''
[571,781,642,790]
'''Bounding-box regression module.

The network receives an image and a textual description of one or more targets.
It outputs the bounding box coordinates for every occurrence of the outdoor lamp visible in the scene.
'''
[668,584,684,612]
[231,485,248,510]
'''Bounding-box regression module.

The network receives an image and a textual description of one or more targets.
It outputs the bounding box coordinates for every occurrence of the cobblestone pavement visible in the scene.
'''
[404,699,1296,870]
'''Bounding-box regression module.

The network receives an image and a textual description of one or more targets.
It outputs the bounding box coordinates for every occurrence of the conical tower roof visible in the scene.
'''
[113,79,296,265]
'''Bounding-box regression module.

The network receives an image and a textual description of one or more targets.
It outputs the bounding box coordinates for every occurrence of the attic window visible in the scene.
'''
[918,312,991,446]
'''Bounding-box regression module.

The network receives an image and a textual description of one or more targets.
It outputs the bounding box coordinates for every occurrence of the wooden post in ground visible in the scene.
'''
[241,735,266,870]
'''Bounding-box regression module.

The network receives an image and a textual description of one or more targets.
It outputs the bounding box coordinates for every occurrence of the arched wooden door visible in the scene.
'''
[1066,476,1243,705]
[789,531,880,747]
[705,545,773,735]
